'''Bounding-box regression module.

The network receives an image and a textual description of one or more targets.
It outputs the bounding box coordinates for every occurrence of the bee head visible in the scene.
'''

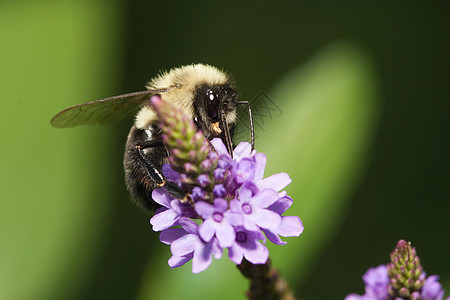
[193,83,238,140]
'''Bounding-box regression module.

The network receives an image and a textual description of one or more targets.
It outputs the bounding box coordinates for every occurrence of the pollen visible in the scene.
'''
[211,122,222,134]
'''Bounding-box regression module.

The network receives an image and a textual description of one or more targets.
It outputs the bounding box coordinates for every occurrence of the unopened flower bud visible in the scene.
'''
[197,174,211,188]
[387,240,425,298]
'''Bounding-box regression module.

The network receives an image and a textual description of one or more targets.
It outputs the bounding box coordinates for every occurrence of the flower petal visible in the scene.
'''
[422,275,445,300]
[228,243,244,264]
[268,195,293,215]
[195,201,215,219]
[243,241,269,264]
[277,216,304,237]
[160,228,187,245]
[212,240,223,259]
[256,172,292,192]
[150,209,179,231]
[225,211,244,226]
[229,198,241,213]
[252,208,282,230]
[213,198,228,212]
[235,158,255,183]
[171,234,199,257]
[151,189,172,207]
[238,183,258,202]
[243,217,259,232]
[263,229,287,245]
[192,240,214,273]
[211,138,229,156]
[198,218,216,242]
[251,189,280,208]
[253,153,267,180]
[278,190,287,198]
[215,223,235,248]
[161,164,179,181]
[170,200,183,214]
[168,254,193,268]
[178,218,199,234]
[233,142,252,161]
[344,295,362,300]
[361,265,389,298]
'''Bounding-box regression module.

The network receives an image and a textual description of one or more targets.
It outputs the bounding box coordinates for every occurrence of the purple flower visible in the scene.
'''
[344,295,364,300]
[191,186,207,201]
[161,164,180,182]
[251,152,292,195]
[263,195,304,245]
[346,263,449,300]
[197,174,211,187]
[233,158,256,183]
[211,138,255,161]
[230,183,281,232]
[345,265,390,300]
[362,265,390,299]
[228,227,269,265]
[150,189,196,231]
[422,275,445,300]
[195,199,242,248]
[210,137,229,156]
[150,138,302,273]
[213,167,227,181]
[344,295,380,300]
[159,227,193,268]
[217,156,231,170]
[232,141,256,161]
[212,184,227,198]
[160,218,222,273]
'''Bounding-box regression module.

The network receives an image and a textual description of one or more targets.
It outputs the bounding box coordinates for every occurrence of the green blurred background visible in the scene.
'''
[1,1,449,299]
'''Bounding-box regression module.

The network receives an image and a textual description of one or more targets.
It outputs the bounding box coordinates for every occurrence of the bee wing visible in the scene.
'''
[50,89,167,128]
[233,91,283,144]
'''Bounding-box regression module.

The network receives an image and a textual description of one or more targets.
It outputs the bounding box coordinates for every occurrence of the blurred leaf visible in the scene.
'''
[137,42,379,299]
[0,2,122,299]
[259,42,379,285]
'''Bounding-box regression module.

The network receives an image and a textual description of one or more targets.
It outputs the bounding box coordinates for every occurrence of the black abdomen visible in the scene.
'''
[123,125,167,213]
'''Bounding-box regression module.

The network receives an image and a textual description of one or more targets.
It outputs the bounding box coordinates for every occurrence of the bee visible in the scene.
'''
[51,64,254,213]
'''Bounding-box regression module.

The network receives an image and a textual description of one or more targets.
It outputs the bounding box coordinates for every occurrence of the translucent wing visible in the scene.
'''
[233,90,283,144]
[50,89,168,128]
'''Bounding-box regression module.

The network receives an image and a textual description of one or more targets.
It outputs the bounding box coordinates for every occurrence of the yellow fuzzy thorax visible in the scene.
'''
[135,64,232,129]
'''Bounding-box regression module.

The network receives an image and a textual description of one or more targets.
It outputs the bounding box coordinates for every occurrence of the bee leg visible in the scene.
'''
[236,100,255,151]
[135,142,187,201]
[165,182,189,202]
[136,141,165,185]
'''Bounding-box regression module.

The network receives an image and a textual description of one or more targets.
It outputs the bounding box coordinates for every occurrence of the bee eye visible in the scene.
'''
[205,89,219,120]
